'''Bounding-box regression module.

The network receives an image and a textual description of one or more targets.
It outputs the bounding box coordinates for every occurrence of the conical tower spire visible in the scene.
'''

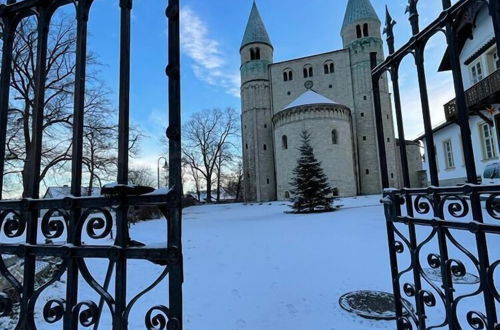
[241,2,272,50]
[342,0,380,32]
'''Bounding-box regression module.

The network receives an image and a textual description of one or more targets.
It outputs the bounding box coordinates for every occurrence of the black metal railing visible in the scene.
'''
[0,0,183,329]
[382,186,500,329]
[445,68,500,121]
[372,0,500,329]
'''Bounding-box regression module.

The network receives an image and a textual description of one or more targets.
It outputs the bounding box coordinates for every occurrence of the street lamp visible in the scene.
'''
[157,156,168,189]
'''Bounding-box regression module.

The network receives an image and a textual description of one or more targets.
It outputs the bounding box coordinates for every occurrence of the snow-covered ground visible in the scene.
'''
[2,194,499,329]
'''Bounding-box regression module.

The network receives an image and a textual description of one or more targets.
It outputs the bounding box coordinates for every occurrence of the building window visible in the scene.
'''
[282,135,288,149]
[332,130,338,144]
[264,124,267,128]
[443,139,455,169]
[391,173,394,179]
[283,72,288,81]
[470,60,483,84]
[360,113,365,117]
[363,96,367,100]
[481,123,497,159]
[324,61,334,74]
[356,25,362,38]
[363,136,366,141]
[363,23,369,37]
[283,68,293,81]
[245,144,248,150]
[366,169,370,175]
[303,65,313,78]
[263,144,267,151]
[267,178,270,184]
[285,191,290,199]
[387,138,390,142]
[250,47,261,60]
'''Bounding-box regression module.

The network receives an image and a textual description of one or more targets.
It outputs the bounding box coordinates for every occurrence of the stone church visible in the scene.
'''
[240,0,405,202]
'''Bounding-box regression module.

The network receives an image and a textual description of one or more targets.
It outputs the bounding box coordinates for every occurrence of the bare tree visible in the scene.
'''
[223,159,243,202]
[182,107,239,203]
[129,167,156,187]
[4,14,142,197]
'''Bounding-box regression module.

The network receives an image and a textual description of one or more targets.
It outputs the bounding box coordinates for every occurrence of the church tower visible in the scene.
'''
[341,0,400,194]
[240,2,276,202]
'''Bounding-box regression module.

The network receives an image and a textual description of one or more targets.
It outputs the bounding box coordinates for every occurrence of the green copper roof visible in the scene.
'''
[342,0,380,30]
[241,2,272,49]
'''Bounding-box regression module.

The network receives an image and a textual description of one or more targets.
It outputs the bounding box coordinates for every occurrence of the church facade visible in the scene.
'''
[240,0,404,202]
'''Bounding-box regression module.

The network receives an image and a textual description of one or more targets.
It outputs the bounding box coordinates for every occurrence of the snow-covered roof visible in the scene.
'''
[283,90,339,110]
[44,186,101,199]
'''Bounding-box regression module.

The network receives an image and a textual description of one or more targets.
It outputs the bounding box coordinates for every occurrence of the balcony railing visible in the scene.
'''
[444,68,500,121]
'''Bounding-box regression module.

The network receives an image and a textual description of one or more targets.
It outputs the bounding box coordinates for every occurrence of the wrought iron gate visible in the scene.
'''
[372,0,500,329]
[0,0,183,329]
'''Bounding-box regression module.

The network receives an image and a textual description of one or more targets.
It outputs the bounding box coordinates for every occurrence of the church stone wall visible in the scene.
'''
[269,50,354,114]
[273,105,357,200]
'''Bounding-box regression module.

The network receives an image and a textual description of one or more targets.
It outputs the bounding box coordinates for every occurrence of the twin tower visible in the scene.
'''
[240,0,400,202]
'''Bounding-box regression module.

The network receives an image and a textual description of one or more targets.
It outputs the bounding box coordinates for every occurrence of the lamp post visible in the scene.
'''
[157,156,168,189]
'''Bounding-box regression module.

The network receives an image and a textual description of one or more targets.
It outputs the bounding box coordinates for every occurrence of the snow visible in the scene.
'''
[283,90,339,110]
[2,194,499,329]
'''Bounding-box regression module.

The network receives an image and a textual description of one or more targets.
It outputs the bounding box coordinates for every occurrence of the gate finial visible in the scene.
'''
[405,0,419,35]
[383,6,396,54]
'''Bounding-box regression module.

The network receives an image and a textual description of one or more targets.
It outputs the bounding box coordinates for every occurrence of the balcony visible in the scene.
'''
[444,68,500,121]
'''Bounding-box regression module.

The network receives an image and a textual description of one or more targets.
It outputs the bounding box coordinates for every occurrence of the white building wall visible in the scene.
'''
[422,115,500,185]
[460,6,495,89]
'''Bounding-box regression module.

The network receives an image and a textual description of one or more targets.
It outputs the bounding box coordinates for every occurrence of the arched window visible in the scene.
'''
[282,135,288,149]
[331,129,338,144]
[324,61,334,74]
[255,47,261,59]
[263,144,267,151]
[363,23,369,37]
[308,66,313,77]
[303,67,308,78]
[356,25,362,38]
[284,69,293,82]
[250,48,255,60]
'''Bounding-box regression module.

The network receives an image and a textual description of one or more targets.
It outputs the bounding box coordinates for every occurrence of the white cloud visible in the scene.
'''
[180,6,240,98]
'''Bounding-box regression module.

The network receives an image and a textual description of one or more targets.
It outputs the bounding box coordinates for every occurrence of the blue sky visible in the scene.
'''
[80,0,458,169]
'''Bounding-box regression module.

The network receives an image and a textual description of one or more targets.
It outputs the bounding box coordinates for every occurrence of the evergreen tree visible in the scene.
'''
[289,130,334,213]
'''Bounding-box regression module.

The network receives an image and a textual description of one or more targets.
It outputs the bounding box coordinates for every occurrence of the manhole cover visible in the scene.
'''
[423,268,480,284]
[339,290,413,320]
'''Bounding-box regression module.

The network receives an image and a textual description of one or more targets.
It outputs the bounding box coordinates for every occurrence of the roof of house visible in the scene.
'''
[342,0,380,31]
[283,90,339,110]
[241,2,272,50]
[44,186,101,199]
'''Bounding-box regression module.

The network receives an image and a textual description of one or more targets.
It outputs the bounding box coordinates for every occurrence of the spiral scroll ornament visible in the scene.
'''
[398,316,413,330]
[467,311,488,329]
[0,210,25,238]
[440,195,469,218]
[73,301,99,327]
[414,195,433,215]
[486,194,500,219]
[43,299,65,324]
[145,305,179,330]
[427,253,441,269]
[41,209,69,240]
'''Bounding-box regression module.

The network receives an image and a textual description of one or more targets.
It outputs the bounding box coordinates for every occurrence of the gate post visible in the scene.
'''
[166,0,183,328]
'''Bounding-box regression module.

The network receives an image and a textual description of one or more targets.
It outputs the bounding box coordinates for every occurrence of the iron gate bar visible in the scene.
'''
[0,0,184,328]
[373,0,500,329]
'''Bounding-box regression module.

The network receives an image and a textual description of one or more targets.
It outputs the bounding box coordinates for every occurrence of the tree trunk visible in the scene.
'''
[206,176,212,203]
[216,168,221,203]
